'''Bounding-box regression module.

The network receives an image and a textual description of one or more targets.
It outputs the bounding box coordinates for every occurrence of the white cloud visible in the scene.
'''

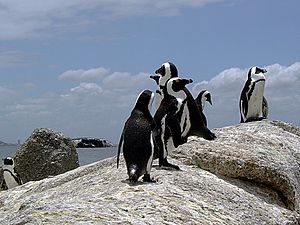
[192,62,300,128]
[102,72,153,90]
[69,82,103,95]
[59,67,110,81]
[0,0,227,40]
[2,62,299,144]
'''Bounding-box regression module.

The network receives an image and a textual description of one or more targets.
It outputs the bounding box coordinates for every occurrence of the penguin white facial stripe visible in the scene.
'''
[163,63,171,76]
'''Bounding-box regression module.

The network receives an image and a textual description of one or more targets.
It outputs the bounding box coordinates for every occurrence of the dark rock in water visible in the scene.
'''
[14,128,79,183]
[73,137,113,148]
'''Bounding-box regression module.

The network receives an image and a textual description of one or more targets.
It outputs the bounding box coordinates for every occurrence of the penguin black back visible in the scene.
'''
[195,90,213,126]
[117,90,156,183]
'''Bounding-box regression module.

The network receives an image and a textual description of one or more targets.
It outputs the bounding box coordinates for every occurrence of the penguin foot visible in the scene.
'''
[142,174,156,183]
[159,158,180,170]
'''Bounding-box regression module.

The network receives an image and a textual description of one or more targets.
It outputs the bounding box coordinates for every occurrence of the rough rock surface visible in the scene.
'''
[14,128,79,183]
[0,121,299,224]
[172,120,300,213]
[73,137,114,148]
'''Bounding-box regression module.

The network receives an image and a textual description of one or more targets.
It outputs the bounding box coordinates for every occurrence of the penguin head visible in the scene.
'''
[134,90,154,114]
[199,90,212,107]
[248,66,267,80]
[166,78,193,97]
[3,157,14,166]
[155,62,178,86]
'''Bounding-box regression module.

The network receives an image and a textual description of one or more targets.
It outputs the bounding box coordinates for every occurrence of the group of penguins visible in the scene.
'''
[117,62,268,183]
[1,62,268,189]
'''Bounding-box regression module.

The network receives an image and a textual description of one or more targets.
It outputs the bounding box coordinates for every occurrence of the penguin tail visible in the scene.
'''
[128,164,139,183]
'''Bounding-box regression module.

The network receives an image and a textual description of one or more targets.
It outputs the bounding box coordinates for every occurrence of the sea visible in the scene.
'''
[0,145,117,166]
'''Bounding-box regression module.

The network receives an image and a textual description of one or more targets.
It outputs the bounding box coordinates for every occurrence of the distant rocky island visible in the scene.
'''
[72,137,114,148]
[0,141,19,146]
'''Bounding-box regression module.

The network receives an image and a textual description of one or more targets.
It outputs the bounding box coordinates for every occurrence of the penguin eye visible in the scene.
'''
[255,68,263,74]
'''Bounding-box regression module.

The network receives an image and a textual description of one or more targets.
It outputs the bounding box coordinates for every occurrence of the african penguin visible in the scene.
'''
[2,157,22,189]
[195,90,212,126]
[117,90,157,183]
[151,62,216,141]
[153,62,179,110]
[239,66,268,123]
[152,77,193,170]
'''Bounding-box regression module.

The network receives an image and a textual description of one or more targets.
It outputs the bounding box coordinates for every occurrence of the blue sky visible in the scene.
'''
[0,0,299,143]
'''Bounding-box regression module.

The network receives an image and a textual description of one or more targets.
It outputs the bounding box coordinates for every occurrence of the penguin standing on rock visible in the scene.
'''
[239,66,268,123]
[152,62,216,141]
[2,157,22,189]
[153,77,193,170]
[195,90,213,126]
[117,90,157,183]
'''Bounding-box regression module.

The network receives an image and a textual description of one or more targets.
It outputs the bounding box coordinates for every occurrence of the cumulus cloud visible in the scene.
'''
[0,0,227,40]
[59,67,110,81]
[102,72,153,90]
[2,62,299,144]
[192,62,300,128]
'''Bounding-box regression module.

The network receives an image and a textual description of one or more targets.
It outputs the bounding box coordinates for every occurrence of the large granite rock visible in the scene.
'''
[172,120,300,213]
[14,128,79,183]
[0,121,299,224]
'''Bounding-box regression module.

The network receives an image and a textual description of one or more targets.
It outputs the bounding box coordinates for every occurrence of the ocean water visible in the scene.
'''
[0,145,117,166]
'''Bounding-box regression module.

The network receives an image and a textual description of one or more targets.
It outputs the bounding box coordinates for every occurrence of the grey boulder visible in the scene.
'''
[14,128,79,183]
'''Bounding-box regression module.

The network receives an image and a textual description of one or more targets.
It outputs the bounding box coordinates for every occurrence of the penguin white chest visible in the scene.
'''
[3,171,19,189]
[180,103,191,137]
[247,81,265,118]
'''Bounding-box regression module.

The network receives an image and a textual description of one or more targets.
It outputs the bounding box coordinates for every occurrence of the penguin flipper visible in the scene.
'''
[165,104,185,147]
[239,98,248,123]
[1,179,7,190]
[117,131,124,169]
[14,169,23,185]
[262,96,268,118]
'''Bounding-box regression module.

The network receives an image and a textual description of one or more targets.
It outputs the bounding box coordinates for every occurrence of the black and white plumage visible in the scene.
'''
[195,90,212,126]
[151,62,216,141]
[117,90,157,183]
[153,62,179,110]
[2,157,22,189]
[153,78,193,170]
[239,66,268,123]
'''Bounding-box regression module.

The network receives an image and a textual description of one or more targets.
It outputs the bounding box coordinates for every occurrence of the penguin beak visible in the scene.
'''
[262,68,267,74]
[206,94,212,105]
[150,75,160,85]
[207,98,212,105]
